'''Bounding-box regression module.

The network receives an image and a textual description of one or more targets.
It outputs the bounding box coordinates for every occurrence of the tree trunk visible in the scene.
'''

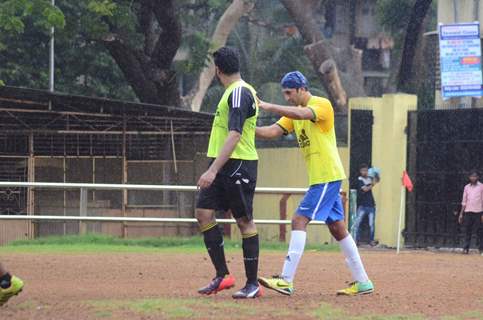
[187,0,255,112]
[281,0,360,113]
[396,0,433,92]
[103,0,182,107]
[304,42,347,109]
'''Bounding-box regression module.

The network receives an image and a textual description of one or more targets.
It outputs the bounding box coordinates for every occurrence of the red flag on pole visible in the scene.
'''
[402,171,413,192]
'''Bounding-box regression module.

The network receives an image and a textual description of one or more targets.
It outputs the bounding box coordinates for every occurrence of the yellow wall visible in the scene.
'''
[350,94,417,247]
[231,146,349,244]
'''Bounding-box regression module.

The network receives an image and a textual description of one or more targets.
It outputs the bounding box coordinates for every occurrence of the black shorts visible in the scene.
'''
[196,159,257,219]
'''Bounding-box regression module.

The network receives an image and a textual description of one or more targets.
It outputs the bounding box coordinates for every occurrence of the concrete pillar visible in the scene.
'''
[350,94,417,247]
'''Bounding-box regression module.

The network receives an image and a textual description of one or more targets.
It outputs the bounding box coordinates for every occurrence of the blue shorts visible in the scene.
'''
[296,180,344,224]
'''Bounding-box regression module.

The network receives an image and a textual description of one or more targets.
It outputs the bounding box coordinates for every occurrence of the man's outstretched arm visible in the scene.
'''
[256,124,285,139]
[258,100,314,120]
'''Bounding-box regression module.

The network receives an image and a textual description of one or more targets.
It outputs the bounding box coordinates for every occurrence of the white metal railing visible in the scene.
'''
[0,181,327,225]
[0,181,307,194]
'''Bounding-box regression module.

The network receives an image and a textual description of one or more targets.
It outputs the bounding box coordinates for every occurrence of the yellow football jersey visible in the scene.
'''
[276,96,346,185]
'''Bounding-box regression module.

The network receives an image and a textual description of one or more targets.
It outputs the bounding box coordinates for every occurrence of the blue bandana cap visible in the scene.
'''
[281,71,308,89]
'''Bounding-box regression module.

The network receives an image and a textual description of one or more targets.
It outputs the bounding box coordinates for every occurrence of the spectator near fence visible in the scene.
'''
[352,164,379,247]
[458,171,483,255]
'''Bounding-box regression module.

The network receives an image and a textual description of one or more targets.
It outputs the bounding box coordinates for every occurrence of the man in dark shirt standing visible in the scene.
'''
[352,164,377,246]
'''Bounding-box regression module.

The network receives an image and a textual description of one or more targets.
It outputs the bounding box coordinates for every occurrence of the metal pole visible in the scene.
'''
[122,115,127,238]
[79,187,88,235]
[63,157,66,235]
[27,133,35,239]
[396,186,406,254]
[49,0,55,92]
[475,0,480,21]
[170,120,181,234]
[348,189,357,237]
[453,0,459,23]
[170,120,178,174]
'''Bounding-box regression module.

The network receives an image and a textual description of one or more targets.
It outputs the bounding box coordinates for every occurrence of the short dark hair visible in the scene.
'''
[359,163,369,170]
[213,47,240,75]
[469,170,480,177]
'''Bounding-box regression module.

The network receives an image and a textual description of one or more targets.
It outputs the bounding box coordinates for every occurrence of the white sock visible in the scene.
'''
[338,234,369,283]
[281,230,306,283]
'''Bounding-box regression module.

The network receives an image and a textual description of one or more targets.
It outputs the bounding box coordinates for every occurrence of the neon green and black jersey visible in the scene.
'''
[207,80,258,160]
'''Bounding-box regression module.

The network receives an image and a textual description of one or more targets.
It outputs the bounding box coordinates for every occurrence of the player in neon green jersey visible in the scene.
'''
[196,47,262,299]
[0,262,23,306]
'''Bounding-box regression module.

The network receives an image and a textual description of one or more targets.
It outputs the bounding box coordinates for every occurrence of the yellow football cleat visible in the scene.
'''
[0,276,24,306]
[258,275,294,296]
[337,280,374,296]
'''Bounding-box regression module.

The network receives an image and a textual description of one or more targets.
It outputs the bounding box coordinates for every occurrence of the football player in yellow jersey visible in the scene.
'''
[256,71,374,296]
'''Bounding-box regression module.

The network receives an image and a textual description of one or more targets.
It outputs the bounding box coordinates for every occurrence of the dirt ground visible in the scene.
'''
[1,249,483,320]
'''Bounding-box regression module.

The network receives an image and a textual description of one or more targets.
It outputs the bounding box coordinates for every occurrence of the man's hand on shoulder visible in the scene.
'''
[257,98,272,112]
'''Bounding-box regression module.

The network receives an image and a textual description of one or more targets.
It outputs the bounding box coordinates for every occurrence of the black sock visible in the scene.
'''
[242,233,259,285]
[202,223,229,278]
[0,273,11,289]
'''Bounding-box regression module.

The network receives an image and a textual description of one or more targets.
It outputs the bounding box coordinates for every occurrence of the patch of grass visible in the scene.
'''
[361,316,425,320]
[94,299,188,318]
[313,303,426,320]
[88,298,293,319]
[94,310,113,318]
[15,300,38,311]
[127,299,194,317]
[9,234,203,248]
[0,244,165,254]
[442,311,483,320]
[2,234,339,254]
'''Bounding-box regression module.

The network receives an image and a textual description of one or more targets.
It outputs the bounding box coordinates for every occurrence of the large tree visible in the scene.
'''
[0,0,183,105]
[377,0,435,94]
[1,0,255,108]
[91,0,182,106]
[279,0,366,113]
[396,0,433,92]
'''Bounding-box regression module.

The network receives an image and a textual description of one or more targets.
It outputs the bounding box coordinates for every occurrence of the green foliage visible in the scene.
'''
[0,0,329,106]
[0,0,233,101]
[376,0,416,34]
[0,0,64,34]
[176,32,212,74]
[87,0,116,16]
[6,233,340,253]
[0,0,138,99]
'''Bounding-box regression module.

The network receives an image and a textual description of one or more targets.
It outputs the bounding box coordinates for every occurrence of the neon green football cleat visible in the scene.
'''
[0,276,24,306]
[337,280,374,296]
[258,276,294,296]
